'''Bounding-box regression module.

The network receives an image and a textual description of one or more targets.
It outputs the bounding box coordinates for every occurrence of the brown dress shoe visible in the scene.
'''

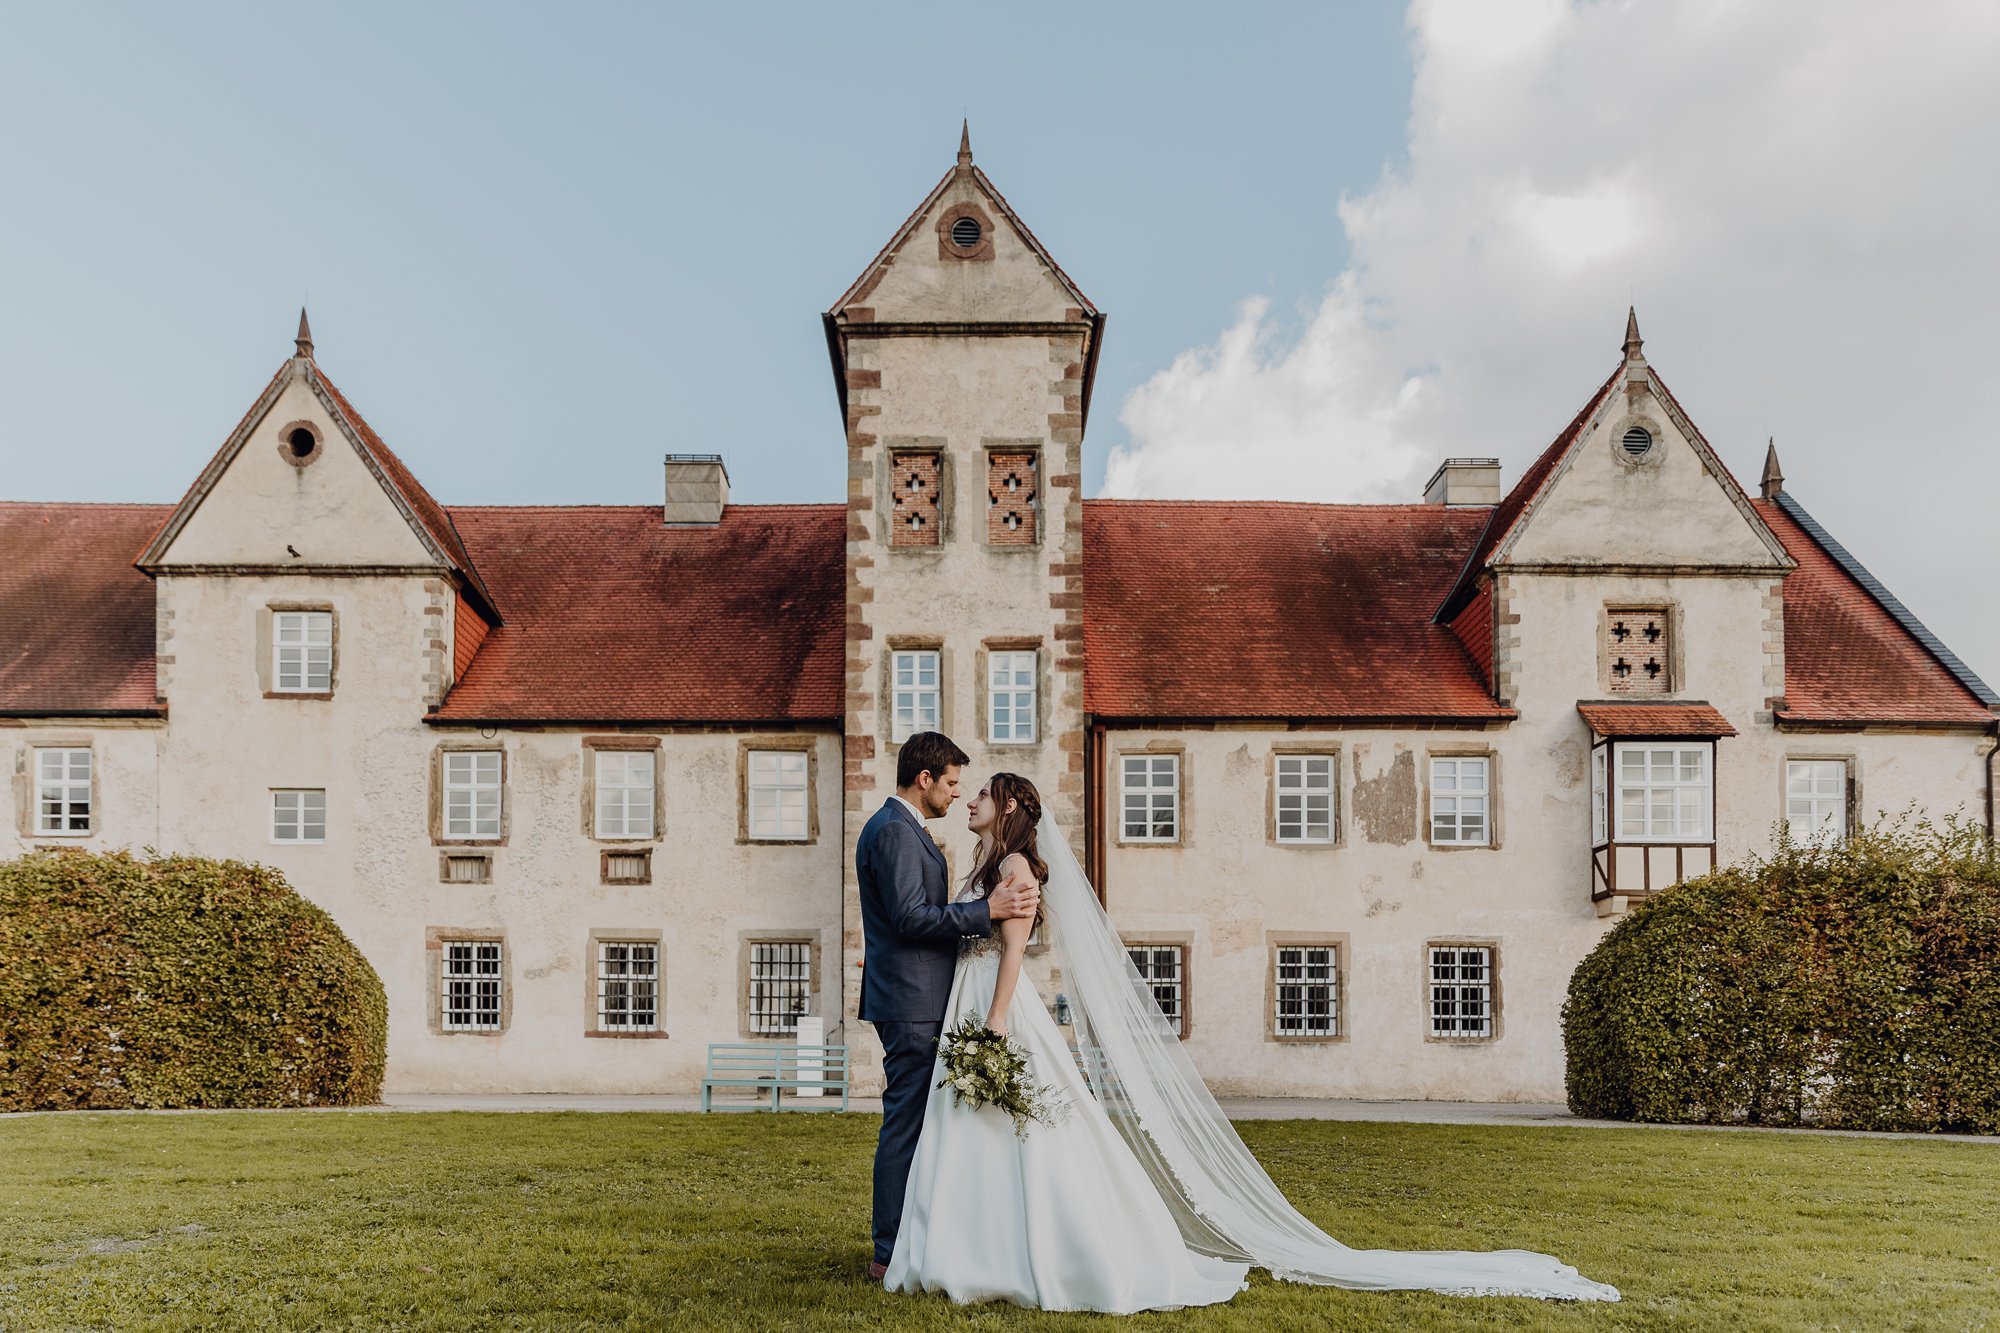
[867,1261,889,1282]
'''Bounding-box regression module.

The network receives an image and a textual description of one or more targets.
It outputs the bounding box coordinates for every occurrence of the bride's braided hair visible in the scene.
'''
[974,772,1048,929]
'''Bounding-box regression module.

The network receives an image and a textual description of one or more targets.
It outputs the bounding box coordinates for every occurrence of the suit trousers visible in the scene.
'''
[871,1018,943,1266]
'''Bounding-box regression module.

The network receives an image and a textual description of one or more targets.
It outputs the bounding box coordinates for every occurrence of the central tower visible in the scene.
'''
[826,128,1103,1083]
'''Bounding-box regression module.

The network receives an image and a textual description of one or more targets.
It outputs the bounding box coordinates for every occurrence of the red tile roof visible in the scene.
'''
[431,504,845,724]
[0,503,169,715]
[1755,498,1994,727]
[1577,702,1738,738]
[1083,500,1512,720]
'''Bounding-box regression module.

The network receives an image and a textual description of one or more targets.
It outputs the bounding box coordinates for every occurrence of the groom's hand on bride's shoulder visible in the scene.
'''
[987,872,1041,921]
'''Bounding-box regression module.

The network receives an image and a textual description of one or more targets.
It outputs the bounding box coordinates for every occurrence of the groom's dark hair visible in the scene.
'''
[897,731,969,789]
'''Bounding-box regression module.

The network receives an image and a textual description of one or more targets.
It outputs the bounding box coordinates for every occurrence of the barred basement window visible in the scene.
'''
[747,941,812,1035]
[271,789,326,844]
[597,941,660,1032]
[1273,945,1338,1038]
[1429,757,1489,846]
[1429,946,1493,1039]
[1121,754,1180,842]
[892,651,940,742]
[272,611,333,692]
[602,849,651,884]
[33,748,92,836]
[443,751,503,840]
[441,941,503,1032]
[1274,755,1335,843]
[594,749,655,839]
[988,651,1037,743]
[748,750,809,840]
[441,853,492,884]
[1786,760,1848,844]
[1126,944,1187,1035]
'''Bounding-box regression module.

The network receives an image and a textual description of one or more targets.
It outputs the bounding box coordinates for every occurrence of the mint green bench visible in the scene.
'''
[700,1043,851,1112]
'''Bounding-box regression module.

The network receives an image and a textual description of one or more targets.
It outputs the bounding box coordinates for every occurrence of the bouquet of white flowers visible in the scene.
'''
[935,1013,1068,1138]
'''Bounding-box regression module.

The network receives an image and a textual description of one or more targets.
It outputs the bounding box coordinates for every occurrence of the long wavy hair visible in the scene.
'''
[972,772,1048,928]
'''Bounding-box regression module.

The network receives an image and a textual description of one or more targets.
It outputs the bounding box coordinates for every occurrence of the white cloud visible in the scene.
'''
[1107,0,2000,681]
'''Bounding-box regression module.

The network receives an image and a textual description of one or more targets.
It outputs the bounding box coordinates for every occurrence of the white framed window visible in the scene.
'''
[1120,754,1180,842]
[1786,760,1848,844]
[271,789,326,844]
[1273,945,1338,1038]
[987,651,1037,743]
[1126,944,1187,1034]
[597,941,660,1032]
[747,941,813,1035]
[1613,743,1712,842]
[441,940,503,1032]
[1430,757,1490,846]
[33,748,92,836]
[1274,755,1336,843]
[1591,744,1608,846]
[594,750,655,839]
[1429,946,1494,1038]
[748,750,809,841]
[891,651,940,742]
[443,750,503,841]
[272,610,333,693]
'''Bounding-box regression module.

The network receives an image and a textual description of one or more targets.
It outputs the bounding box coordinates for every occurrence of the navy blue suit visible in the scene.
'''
[856,798,992,1265]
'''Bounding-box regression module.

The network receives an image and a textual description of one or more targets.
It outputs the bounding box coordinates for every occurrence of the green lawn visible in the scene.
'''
[0,1113,1994,1332]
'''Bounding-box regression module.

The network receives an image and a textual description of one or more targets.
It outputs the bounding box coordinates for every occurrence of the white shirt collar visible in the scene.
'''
[891,794,929,825]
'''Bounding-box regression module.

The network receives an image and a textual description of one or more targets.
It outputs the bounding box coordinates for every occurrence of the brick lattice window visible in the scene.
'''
[986,451,1037,544]
[1126,944,1186,1034]
[34,748,92,836]
[1429,946,1494,1038]
[890,452,941,546]
[1273,945,1338,1037]
[1602,607,1670,695]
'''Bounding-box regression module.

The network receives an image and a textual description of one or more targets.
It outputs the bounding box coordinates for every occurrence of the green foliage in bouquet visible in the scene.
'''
[1564,815,2000,1133]
[0,848,388,1111]
[935,1013,1069,1138]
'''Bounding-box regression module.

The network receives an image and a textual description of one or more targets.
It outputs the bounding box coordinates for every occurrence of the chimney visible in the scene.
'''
[1423,458,1502,507]
[663,454,730,526]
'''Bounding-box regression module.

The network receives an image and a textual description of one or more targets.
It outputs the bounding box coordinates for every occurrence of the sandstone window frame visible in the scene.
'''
[1266,745,1341,848]
[1116,745,1186,846]
[270,788,327,845]
[1598,603,1679,697]
[880,437,953,549]
[1783,755,1856,845]
[1424,748,1500,850]
[258,603,337,700]
[980,440,1041,550]
[738,737,819,844]
[425,926,510,1036]
[738,932,821,1040]
[1265,933,1348,1045]
[28,744,95,838]
[585,928,666,1039]
[1425,941,1501,1043]
[1122,933,1193,1039]
[977,639,1043,748]
[430,742,508,846]
[883,637,950,748]
[579,736,664,845]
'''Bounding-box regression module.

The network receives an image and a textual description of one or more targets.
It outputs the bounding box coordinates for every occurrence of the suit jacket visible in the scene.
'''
[855,798,993,1024]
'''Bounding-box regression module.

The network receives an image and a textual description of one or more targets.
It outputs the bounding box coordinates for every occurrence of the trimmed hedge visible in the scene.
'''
[0,849,386,1111]
[1563,818,2000,1134]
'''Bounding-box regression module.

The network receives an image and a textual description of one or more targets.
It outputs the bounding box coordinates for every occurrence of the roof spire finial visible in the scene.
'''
[1761,437,1784,501]
[1622,305,1643,362]
[294,307,314,360]
[957,119,973,168]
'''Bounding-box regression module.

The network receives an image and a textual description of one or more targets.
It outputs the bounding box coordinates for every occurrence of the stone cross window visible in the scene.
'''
[1601,606,1670,695]
[986,450,1037,545]
[890,452,941,546]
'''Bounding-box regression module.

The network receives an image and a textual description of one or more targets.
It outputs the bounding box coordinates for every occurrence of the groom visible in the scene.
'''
[856,730,1041,1279]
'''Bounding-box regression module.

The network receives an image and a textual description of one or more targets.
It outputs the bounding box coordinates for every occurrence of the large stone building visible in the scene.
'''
[5,136,1997,1101]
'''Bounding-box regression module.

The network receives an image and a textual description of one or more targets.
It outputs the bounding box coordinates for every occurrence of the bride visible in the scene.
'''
[884,772,1620,1312]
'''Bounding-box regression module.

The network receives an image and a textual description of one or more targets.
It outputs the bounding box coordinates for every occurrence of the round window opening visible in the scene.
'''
[287,427,318,459]
[1621,427,1654,459]
[950,216,983,249]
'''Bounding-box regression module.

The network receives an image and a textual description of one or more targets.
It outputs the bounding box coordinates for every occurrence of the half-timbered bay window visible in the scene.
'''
[1785,759,1849,844]
[746,940,813,1035]
[747,749,809,841]
[1429,757,1489,846]
[1120,754,1180,843]
[594,750,655,839]
[1274,755,1335,844]
[1615,745,1712,842]
[987,651,1037,743]
[271,789,326,843]
[1272,944,1338,1038]
[440,940,503,1032]
[891,650,940,742]
[272,610,333,693]
[1125,943,1187,1035]
[34,748,92,836]
[1428,945,1494,1039]
[442,750,503,841]
[596,941,660,1033]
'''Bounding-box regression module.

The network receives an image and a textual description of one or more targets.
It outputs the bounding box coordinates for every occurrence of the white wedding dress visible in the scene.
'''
[883,880,1251,1312]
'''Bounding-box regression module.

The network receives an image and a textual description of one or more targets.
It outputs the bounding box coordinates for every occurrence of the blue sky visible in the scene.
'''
[0,2,1410,506]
